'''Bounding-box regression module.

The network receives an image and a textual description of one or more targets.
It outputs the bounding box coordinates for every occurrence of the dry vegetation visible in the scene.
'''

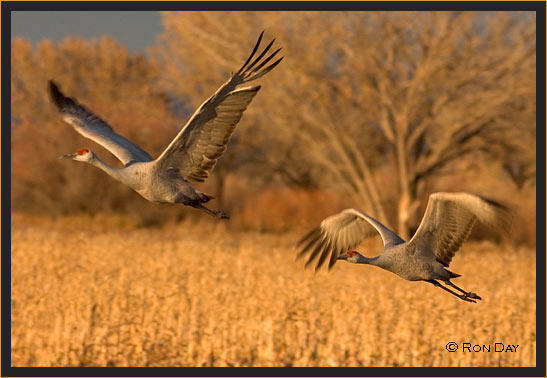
[11,214,536,367]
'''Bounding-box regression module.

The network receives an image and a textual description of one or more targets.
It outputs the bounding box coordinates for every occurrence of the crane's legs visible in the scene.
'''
[426,280,479,303]
[445,280,482,300]
[190,203,230,219]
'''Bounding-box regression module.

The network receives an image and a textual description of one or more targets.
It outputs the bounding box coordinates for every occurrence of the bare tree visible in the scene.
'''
[260,11,536,238]
[153,11,535,236]
[350,12,534,237]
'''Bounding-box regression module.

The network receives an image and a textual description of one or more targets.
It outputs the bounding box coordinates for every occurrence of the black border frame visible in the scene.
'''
[2,1,547,11]
[2,2,545,377]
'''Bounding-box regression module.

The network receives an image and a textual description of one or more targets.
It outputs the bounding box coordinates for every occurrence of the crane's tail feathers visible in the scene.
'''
[196,190,215,203]
[445,269,461,278]
[236,31,283,82]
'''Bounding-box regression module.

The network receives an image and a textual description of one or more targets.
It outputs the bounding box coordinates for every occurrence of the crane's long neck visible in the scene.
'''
[88,156,126,184]
[356,254,382,266]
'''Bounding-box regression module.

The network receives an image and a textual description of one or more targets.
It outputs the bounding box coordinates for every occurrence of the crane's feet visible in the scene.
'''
[458,291,482,303]
[428,279,482,303]
[190,203,230,219]
[460,294,477,303]
[465,292,482,300]
[214,210,230,219]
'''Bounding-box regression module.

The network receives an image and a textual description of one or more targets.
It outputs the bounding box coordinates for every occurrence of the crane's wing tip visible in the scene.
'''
[476,194,510,212]
[474,194,513,231]
[48,80,59,93]
[48,80,67,110]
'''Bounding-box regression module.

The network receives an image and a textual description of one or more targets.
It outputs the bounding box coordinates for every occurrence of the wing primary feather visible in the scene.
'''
[475,194,510,212]
[328,247,342,270]
[327,250,339,271]
[297,227,319,247]
[49,81,80,115]
[236,31,264,74]
[244,37,275,73]
[314,239,333,272]
[297,230,322,260]
[246,57,284,81]
[305,239,327,268]
[49,80,68,109]
[249,47,282,75]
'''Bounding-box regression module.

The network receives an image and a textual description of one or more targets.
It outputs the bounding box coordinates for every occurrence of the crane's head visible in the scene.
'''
[58,148,94,162]
[337,250,362,263]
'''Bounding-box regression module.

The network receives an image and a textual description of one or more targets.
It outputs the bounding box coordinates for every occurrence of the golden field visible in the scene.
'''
[11,213,536,367]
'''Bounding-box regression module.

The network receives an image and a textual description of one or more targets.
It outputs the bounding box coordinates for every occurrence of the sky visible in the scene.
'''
[11,11,163,54]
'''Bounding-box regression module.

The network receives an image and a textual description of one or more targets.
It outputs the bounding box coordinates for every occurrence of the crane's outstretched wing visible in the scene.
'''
[154,31,283,182]
[297,208,405,271]
[49,81,153,166]
[408,192,511,267]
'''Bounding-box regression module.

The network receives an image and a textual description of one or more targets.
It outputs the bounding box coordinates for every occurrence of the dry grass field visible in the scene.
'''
[11,213,536,367]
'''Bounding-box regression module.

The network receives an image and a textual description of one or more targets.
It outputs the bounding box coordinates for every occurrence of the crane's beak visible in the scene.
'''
[337,253,348,260]
[57,152,76,160]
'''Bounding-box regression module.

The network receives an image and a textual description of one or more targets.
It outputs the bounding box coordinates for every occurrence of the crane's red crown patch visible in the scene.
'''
[77,148,89,155]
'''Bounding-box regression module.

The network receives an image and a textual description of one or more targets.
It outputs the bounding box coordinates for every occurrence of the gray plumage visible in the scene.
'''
[50,31,282,218]
[297,192,511,303]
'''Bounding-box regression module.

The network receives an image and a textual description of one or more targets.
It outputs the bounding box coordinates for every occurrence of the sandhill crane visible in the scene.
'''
[50,32,282,219]
[297,192,511,303]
